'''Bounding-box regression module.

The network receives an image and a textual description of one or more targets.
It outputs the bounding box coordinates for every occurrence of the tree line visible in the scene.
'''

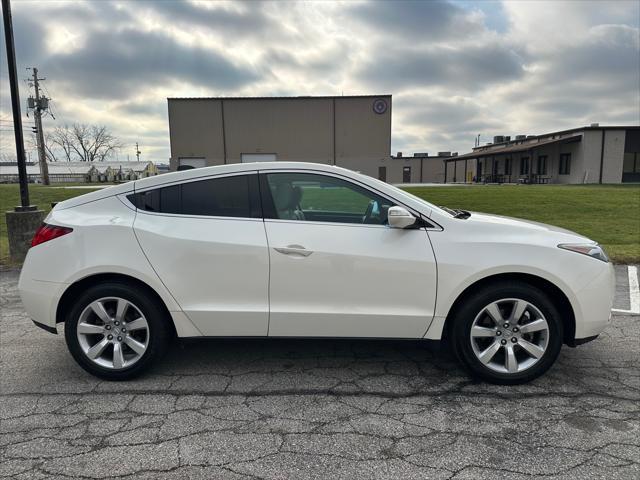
[37,124,123,162]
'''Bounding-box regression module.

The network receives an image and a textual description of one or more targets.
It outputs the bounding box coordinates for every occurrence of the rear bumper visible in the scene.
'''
[18,268,67,330]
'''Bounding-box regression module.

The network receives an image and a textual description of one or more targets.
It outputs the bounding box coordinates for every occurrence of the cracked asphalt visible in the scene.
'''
[1,268,639,479]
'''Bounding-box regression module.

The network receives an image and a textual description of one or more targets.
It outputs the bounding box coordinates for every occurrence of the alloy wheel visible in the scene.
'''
[76,297,149,370]
[470,298,549,374]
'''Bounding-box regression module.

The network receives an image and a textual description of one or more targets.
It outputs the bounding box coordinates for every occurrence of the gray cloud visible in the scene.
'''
[357,41,525,91]
[498,23,640,130]
[139,0,274,36]
[2,0,639,163]
[392,97,503,153]
[350,0,483,40]
[0,8,47,69]
[545,25,638,88]
[114,100,168,117]
[41,28,259,99]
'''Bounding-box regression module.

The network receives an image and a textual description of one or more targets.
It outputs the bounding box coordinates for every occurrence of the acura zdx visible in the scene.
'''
[19,162,615,384]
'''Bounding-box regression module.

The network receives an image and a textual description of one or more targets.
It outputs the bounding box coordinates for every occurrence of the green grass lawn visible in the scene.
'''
[404,184,640,264]
[0,184,104,266]
[1,183,638,265]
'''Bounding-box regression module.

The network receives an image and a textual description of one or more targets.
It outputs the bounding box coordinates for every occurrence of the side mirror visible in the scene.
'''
[387,206,417,229]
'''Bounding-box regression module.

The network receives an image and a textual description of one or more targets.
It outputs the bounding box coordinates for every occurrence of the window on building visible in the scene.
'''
[520,157,529,175]
[559,153,571,175]
[263,172,395,225]
[504,158,512,175]
[623,153,639,173]
[537,155,548,175]
[622,153,640,183]
[128,174,259,218]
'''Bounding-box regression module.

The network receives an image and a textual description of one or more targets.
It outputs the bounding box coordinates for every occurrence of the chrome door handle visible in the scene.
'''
[274,245,313,257]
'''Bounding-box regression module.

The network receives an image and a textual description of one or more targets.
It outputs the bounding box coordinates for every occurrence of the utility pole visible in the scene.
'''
[30,67,50,185]
[136,143,141,161]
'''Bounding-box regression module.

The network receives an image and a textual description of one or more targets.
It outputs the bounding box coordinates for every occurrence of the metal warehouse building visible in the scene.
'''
[444,125,640,184]
[168,95,398,180]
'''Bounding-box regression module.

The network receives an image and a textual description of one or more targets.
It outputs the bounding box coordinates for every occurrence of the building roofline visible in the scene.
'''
[474,125,639,151]
[447,134,584,162]
[167,94,392,101]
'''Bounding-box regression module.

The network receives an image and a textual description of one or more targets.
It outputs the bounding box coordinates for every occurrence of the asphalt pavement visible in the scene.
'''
[1,267,638,479]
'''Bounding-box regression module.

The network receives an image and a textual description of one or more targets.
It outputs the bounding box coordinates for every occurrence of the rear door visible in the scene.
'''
[131,172,269,336]
[261,170,437,338]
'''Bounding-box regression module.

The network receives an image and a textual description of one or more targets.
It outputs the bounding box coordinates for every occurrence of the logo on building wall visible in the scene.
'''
[372,98,388,114]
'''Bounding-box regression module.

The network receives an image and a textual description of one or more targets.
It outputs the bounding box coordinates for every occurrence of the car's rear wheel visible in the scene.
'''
[64,282,169,380]
[451,282,563,384]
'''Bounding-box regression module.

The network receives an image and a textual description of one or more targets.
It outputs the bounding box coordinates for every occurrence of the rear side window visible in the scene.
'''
[128,174,260,218]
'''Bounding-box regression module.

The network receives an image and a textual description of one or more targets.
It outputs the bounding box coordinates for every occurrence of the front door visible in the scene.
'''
[403,166,411,183]
[260,171,437,338]
[132,173,269,336]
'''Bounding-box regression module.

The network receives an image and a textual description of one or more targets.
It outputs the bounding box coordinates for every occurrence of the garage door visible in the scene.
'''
[241,153,277,163]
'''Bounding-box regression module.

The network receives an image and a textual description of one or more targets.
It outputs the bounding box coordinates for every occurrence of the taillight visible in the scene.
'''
[31,223,73,247]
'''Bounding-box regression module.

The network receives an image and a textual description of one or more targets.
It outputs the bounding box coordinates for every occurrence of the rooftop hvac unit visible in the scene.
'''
[526,135,536,139]
[413,152,429,157]
[396,152,403,158]
[515,135,527,140]
[452,152,458,157]
[504,136,511,142]
[437,151,451,157]
[590,123,599,127]
[493,135,505,143]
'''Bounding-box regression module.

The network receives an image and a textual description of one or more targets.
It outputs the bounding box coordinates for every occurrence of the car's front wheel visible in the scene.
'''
[451,282,563,384]
[64,281,170,380]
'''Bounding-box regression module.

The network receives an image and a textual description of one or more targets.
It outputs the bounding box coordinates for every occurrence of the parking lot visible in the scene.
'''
[1,267,638,479]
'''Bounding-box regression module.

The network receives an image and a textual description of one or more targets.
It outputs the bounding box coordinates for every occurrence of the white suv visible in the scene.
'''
[19,162,615,384]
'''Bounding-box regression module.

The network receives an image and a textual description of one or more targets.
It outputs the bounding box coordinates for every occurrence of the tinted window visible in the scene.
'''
[182,175,250,217]
[128,175,257,218]
[263,172,394,225]
[129,185,180,213]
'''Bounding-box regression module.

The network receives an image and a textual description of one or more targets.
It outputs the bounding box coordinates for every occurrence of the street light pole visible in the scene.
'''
[2,0,33,210]
[3,0,45,262]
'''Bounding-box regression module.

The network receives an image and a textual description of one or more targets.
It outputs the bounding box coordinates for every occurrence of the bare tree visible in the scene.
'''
[47,124,123,162]
[48,126,75,162]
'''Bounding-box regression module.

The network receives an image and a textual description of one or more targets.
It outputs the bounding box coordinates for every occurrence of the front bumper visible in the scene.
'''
[572,261,615,341]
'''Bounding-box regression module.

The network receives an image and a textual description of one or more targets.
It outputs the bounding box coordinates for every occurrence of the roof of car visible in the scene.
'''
[134,162,356,190]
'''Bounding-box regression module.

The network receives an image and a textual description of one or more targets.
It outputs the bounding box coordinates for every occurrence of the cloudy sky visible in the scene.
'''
[1,0,639,163]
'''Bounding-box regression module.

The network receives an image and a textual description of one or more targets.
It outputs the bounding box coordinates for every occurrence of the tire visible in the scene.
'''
[450,281,563,385]
[64,281,170,380]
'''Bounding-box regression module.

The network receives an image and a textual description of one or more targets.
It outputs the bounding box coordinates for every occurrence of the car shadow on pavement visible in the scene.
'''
[150,337,469,397]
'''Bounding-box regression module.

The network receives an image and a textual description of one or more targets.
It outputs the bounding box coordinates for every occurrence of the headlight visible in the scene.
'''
[558,243,610,263]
